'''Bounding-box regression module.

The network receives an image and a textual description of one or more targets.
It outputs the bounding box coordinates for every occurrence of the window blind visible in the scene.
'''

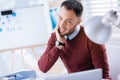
[82,0,119,17]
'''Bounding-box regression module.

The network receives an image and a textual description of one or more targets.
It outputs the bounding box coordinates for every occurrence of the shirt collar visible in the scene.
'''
[64,25,80,40]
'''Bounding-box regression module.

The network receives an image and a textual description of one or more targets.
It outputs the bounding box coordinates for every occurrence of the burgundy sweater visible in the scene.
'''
[38,27,111,79]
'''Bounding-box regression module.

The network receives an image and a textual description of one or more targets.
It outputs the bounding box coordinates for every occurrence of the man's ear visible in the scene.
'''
[77,18,81,25]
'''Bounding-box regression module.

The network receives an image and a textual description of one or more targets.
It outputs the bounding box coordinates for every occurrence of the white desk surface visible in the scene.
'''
[35,72,59,80]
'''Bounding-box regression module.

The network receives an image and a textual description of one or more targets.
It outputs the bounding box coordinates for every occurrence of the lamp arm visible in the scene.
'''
[102,10,120,28]
[113,12,120,28]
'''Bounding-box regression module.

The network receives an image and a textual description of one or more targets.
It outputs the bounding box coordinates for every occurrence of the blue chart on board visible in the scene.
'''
[0,10,22,32]
[0,4,52,51]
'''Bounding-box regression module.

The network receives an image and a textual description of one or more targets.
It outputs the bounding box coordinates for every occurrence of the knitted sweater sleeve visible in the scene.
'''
[38,33,62,73]
[87,40,111,79]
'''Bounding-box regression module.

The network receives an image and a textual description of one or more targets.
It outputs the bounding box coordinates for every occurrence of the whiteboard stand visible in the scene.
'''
[20,49,25,69]
[31,47,38,61]
[0,44,46,75]
[11,50,14,73]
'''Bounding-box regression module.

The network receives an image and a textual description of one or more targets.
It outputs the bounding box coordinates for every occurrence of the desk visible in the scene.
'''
[35,72,59,80]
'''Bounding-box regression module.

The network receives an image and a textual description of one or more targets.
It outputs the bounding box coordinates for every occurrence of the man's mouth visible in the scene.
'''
[60,28,66,33]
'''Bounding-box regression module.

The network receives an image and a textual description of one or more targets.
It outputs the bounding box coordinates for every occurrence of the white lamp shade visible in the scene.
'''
[84,16,112,44]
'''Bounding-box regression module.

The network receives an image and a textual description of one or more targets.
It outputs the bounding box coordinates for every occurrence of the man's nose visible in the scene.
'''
[60,20,66,26]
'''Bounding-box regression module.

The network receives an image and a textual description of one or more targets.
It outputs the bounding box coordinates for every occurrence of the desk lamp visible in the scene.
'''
[84,10,120,44]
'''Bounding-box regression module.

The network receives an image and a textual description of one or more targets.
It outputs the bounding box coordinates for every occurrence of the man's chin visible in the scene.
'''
[60,31,70,36]
[60,34,65,36]
[60,33,69,36]
[60,33,66,36]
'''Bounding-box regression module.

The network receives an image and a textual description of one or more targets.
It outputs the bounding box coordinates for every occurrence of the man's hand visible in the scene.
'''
[55,24,65,49]
[55,24,65,43]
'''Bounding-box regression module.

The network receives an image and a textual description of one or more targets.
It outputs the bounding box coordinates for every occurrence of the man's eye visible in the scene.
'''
[66,21,72,24]
[58,17,62,21]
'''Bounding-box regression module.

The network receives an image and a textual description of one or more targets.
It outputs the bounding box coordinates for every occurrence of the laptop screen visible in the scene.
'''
[45,69,102,80]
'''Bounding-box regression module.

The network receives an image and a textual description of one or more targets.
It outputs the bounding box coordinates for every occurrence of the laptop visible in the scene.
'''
[45,69,102,80]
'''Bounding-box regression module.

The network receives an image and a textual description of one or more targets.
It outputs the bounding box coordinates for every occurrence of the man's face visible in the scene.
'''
[57,6,81,36]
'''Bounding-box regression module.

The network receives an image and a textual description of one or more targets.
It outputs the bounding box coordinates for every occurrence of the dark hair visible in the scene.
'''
[61,0,83,17]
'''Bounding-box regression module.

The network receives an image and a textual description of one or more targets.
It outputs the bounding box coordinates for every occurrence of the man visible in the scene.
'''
[38,0,111,79]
